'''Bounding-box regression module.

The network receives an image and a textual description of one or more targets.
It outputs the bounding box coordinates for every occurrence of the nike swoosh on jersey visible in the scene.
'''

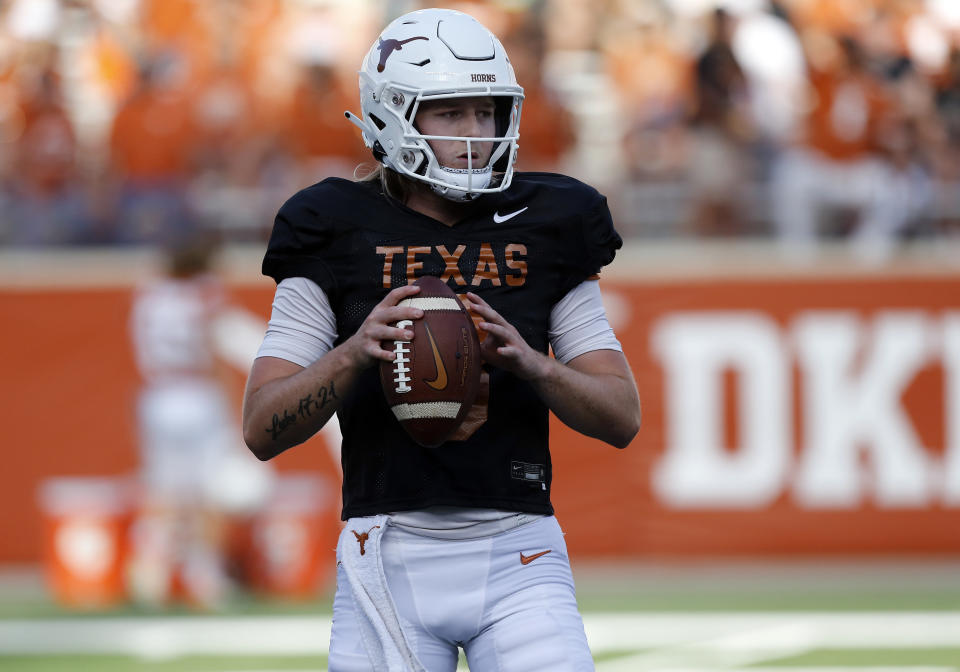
[423,322,449,391]
[493,206,528,223]
[519,549,552,565]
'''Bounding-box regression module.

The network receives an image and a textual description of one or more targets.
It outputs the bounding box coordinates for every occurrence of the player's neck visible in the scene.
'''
[405,183,473,227]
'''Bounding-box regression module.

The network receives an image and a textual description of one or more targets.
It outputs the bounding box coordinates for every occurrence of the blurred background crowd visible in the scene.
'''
[2,0,960,259]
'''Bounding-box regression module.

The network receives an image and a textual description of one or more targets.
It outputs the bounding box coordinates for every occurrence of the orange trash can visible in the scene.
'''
[246,472,339,600]
[38,476,133,609]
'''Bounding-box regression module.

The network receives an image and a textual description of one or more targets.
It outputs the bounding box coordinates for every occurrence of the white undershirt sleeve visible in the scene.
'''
[255,277,338,368]
[548,280,622,364]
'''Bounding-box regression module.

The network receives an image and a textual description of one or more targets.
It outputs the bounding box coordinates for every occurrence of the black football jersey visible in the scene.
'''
[262,172,622,519]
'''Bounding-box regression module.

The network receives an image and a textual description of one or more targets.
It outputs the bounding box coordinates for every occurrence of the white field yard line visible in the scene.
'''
[594,628,960,672]
[0,616,332,658]
[1,612,959,658]
[590,626,814,672]
[588,613,960,672]
[583,612,960,652]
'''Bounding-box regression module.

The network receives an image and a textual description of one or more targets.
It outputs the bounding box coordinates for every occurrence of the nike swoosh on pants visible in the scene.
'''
[519,549,551,565]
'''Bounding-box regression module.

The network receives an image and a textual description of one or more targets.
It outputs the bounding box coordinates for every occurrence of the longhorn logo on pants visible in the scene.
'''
[352,525,381,555]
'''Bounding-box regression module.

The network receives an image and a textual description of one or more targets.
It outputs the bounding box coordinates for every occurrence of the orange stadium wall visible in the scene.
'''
[4,250,960,565]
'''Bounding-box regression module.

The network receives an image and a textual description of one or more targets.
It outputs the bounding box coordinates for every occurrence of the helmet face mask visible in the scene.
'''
[346,9,524,202]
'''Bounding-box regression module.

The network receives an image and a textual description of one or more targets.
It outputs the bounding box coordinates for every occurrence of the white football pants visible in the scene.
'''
[137,379,233,501]
[328,515,594,671]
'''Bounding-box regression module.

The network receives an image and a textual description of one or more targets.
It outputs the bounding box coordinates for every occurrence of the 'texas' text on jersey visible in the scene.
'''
[376,243,527,288]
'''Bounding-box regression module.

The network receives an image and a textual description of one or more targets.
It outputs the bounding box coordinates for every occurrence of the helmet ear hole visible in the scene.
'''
[369,114,387,131]
[399,149,425,174]
[494,97,512,137]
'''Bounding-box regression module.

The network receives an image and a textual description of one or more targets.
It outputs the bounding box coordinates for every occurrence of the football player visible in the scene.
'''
[130,237,273,608]
[242,8,641,671]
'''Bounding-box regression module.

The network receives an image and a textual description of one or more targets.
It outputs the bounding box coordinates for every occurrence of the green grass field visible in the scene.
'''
[3,562,960,671]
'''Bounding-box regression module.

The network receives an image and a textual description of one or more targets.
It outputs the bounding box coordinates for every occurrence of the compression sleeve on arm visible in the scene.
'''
[548,279,622,364]
[255,277,338,367]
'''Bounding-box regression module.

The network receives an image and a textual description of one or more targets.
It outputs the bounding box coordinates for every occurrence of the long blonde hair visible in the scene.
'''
[355,163,411,203]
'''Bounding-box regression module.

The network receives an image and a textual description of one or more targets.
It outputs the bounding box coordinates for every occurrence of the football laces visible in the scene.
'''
[392,319,413,393]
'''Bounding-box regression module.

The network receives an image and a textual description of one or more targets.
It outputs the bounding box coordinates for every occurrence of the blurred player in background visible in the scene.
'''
[688,7,754,236]
[242,8,640,670]
[130,234,272,609]
[771,32,909,260]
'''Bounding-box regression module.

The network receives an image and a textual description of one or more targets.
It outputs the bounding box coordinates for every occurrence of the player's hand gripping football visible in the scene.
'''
[345,284,423,368]
[466,292,546,381]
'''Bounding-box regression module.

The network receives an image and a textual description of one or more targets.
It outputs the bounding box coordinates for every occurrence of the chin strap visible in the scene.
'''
[428,165,493,202]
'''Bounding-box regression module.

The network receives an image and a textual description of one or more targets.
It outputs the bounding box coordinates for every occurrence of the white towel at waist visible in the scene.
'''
[337,515,426,672]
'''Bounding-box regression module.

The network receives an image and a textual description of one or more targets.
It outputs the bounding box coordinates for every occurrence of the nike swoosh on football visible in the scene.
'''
[423,322,449,391]
[493,206,528,223]
[519,549,551,565]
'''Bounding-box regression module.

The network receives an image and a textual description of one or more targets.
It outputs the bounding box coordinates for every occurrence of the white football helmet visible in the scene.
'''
[346,8,523,201]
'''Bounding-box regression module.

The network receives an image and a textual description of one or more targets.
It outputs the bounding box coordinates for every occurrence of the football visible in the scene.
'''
[379,275,482,448]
